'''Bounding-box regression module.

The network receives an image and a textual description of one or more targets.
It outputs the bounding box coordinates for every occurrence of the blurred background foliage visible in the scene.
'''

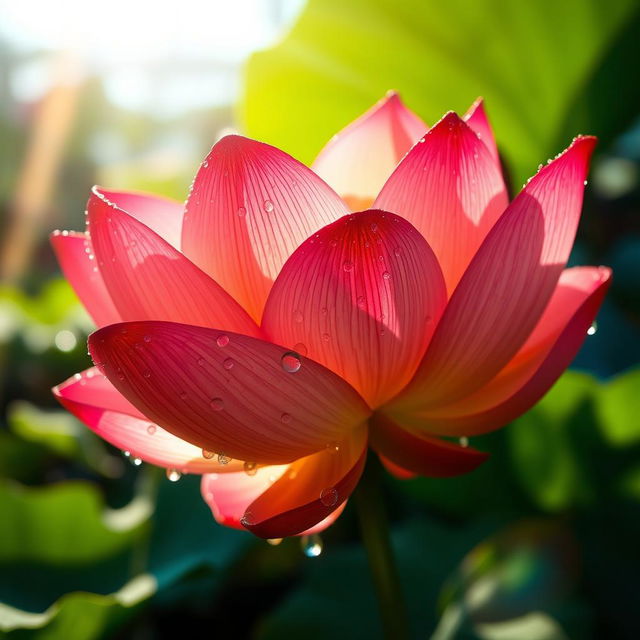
[0,0,639,638]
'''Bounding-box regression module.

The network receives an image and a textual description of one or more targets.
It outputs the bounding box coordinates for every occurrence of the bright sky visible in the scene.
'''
[0,0,303,115]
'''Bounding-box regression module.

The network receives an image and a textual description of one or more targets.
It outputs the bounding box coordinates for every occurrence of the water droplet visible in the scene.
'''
[237,206,246,217]
[281,412,292,423]
[281,351,302,373]
[244,461,257,476]
[146,424,157,435]
[210,397,224,411]
[216,334,229,347]
[583,180,588,186]
[321,333,331,342]
[179,391,188,400]
[241,510,254,526]
[122,450,131,458]
[263,199,274,212]
[301,534,323,558]
[357,295,366,308]
[143,335,152,343]
[382,271,391,280]
[325,441,340,454]
[343,260,354,272]
[131,456,142,466]
[393,247,402,257]
[197,357,206,366]
[320,487,338,507]
[293,342,307,356]
[293,309,303,323]
[202,449,215,459]
[459,436,469,448]
[370,222,379,232]
[587,321,597,336]
[166,469,182,482]
[223,358,235,370]
[143,370,151,379]
[267,538,283,546]
[218,453,231,465]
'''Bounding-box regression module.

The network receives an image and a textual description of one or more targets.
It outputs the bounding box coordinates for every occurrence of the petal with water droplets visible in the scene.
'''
[88,321,371,464]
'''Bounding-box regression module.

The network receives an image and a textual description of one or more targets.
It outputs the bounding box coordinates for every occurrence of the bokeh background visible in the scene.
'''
[1,0,639,638]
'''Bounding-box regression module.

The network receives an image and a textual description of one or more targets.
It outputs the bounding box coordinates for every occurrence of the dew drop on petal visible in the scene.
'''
[166,469,182,482]
[587,321,598,336]
[202,449,215,459]
[223,358,235,370]
[146,424,157,435]
[243,461,257,476]
[131,456,142,466]
[321,333,331,342]
[301,534,323,558]
[281,412,291,423]
[459,436,469,448]
[216,334,229,347]
[143,335,152,343]
[197,357,205,366]
[293,309,304,323]
[320,487,338,507]
[122,450,131,459]
[237,206,247,217]
[281,351,302,373]
[143,370,151,378]
[343,260,354,272]
[210,397,224,411]
[382,271,391,280]
[263,200,274,213]
[218,453,231,465]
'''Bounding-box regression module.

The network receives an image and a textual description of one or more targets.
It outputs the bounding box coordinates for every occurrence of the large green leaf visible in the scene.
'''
[243,0,640,186]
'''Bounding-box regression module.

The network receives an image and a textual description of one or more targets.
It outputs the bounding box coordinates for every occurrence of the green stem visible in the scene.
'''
[354,455,410,640]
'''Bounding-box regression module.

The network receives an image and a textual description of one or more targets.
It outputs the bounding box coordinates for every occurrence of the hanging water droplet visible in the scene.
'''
[202,449,215,459]
[267,538,283,546]
[131,456,142,466]
[244,461,257,476]
[264,199,274,212]
[320,487,338,507]
[210,397,224,411]
[343,260,354,272]
[281,351,302,373]
[223,358,235,370]
[166,468,182,482]
[459,436,469,448]
[146,424,157,435]
[122,450,131,459]
[216,334,229,347]
[293,342,307,356]
[218,453,231,465]
[281,412,292,423]
[587,321,598,336]
[301,534,323,558]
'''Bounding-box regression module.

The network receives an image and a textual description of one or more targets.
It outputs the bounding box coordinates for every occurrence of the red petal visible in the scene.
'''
[88,321,371,464]
[463,98,500,166]
[374,111,509,293]
[88,188,259,336]
[312,91,426,208]
[181,135,349,322]
[392,136,597,412]
[370,413,488,477]
[262,210,446,407]
[241,426,367,538]
[50,231,120,327]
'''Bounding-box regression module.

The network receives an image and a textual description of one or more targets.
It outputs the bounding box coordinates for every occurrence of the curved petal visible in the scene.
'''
[180,135,349,322]
[88,321,371,464]
[392,136,597,412]
[262,210,447,407]
[374,112,509,293]
[379,455,417,480]
[370,413,488,477]
[312,91,427,209]
[393,264,611,437]
[88,188,260,336]
[50,231,121,327]
[241,425,367,538]
[97,188,184,249]
[463,98,500,166]
[53,367,246,473]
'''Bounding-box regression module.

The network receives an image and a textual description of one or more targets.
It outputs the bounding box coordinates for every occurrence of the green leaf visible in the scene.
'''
[243,0,640,186]
[594,368,640,445]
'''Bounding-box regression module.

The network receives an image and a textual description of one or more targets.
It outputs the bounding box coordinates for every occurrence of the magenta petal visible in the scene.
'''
[312,91,427,208]
[374,112,509,293]
[463,98,500,165]
[262,209,446,407]
[88,188,260,336]
[88,321,371,464]
[181,135,349,322]
[50,231,121,327]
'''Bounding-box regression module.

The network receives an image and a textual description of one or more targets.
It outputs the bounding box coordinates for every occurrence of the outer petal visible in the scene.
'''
[97,189,184,249]
[50,231,121,327]
[369,413,488,477]
[392,136,597,412]
[53,367,246,473]
[463,98,500,166]
[88,321,371,464]
[312,91,427,209]
[88,188,260,336]
[394,265,611,436]
[180,135,349,322]
[379,455,417,480]
[374,112,509,293]
[241,425,368,538]
[262,210,447,407]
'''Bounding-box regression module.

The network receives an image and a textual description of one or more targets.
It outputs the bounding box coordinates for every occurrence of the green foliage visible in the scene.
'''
[243,0,640,186]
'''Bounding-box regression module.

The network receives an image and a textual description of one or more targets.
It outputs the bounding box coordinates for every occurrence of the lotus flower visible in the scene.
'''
[51,93,610,539]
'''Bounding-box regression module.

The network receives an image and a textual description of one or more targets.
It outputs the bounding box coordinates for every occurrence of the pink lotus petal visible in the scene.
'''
[181,135,349,323]
[88,321,371,464]
[378,455,417,480]
[463,98,500,166]
[392,136,596,412]
[88,188,260,336]
[241,425,368,538]
[50,231,121,327]
[53,367,246,473]
[370,413,488,477]
[312,91,427,209]
[374,112,509,293]
[393,265,611,437]
[97,188,184,249]
[262,209,446,407]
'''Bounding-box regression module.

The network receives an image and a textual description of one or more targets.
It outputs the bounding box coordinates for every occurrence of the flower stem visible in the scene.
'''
[354,454,410,640]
